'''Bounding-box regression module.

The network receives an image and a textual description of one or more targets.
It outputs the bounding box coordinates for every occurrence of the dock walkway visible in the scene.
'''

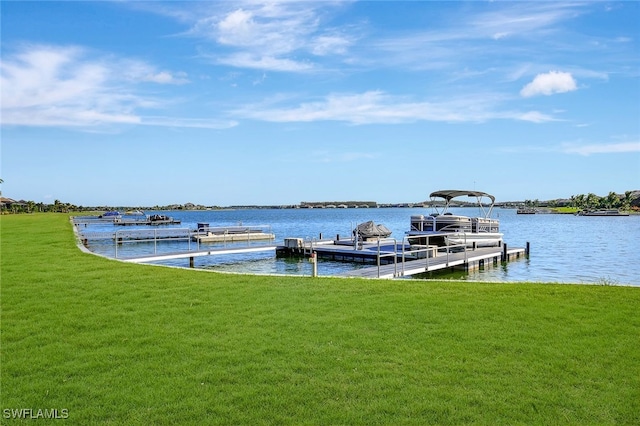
[340,246,525,279]
[119,245,279,265]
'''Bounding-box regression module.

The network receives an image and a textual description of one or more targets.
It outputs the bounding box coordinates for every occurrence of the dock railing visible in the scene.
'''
[285,229,502,278]
[398,234,468,278]
[114,228,192,258]
[112,225,276,258]
[375,238,398,278]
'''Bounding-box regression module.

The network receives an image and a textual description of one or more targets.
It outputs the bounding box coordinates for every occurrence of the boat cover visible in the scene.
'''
[430,190,495,203]
[354,221,392,239]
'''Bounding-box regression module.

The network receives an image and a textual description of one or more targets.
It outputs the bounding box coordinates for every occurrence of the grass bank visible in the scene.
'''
[1,214,639,425]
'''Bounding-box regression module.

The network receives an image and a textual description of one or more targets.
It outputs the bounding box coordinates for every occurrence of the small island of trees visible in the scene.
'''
[520,190,638,213]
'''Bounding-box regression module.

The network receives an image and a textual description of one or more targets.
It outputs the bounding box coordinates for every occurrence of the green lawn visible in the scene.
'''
[550,207,580,214]
[2,214,639,425]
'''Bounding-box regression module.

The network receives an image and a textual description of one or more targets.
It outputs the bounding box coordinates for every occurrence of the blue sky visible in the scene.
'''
[1,1,639,207]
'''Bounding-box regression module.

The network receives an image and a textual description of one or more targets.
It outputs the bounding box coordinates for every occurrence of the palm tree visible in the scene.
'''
[604,191,620,209]
[585,193,600,210]
[621,191,633,211]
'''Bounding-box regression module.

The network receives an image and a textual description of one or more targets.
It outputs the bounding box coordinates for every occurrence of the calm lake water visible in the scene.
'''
[82,208,640,286]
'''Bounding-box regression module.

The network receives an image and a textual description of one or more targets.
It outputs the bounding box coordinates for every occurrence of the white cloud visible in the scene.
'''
[233,91,458,124]
[368,2,590,73]
[190,2,352,72]
[562,142,640,156]
[311,34,352,56]
[513,111,559,123]
[0,45,231,129]
[142,116,237,129]
[520,71,577,97]
[1,45,139,126]
[472,2,586,39]
[216,52,314,72]
[217,9,255,46]
[232,90,559,125]
[142,71,190,85]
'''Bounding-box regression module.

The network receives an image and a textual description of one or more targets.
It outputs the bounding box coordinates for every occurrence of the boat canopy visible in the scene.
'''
[429,190,496,204]
[428,190,497,218]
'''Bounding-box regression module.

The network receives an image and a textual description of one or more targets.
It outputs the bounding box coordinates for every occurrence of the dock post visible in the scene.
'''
[502,243,508,262]
[189,257,194,268]
[309,252,318,277]
[526,242,530,256]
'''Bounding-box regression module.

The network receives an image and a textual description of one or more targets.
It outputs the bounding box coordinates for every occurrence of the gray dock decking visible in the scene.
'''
[340,246,525,279]
[120,245,279,264]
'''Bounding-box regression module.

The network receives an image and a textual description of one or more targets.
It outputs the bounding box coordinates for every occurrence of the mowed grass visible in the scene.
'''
[1,214,639,425]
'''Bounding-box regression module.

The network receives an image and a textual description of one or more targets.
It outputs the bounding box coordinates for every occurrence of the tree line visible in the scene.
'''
[0,199,79,214]
[568,191,636,211]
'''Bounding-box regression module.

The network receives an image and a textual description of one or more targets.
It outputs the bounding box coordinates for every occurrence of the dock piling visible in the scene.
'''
[309,252,318,277]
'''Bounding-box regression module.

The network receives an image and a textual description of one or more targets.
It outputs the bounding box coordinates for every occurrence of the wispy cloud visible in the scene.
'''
[469,2,588,40]
[141,71,189,85]
[562,142,640,156]
[232,90,558,124]
[366,2,590,72]
[0,44,234,129]
[189,1,354,72]
[500,140,640,155]
[211,52,314,72]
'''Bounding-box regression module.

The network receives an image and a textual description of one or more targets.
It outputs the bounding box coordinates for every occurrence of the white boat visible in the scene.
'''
[407,190,503,248]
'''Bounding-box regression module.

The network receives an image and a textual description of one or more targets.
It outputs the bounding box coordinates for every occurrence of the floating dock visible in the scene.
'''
[113,217,181,226]
[191,225,275,243]
[278,237,528,279]
[340,246,526,279]
[193,232,275,243]
[73,215,180,226]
